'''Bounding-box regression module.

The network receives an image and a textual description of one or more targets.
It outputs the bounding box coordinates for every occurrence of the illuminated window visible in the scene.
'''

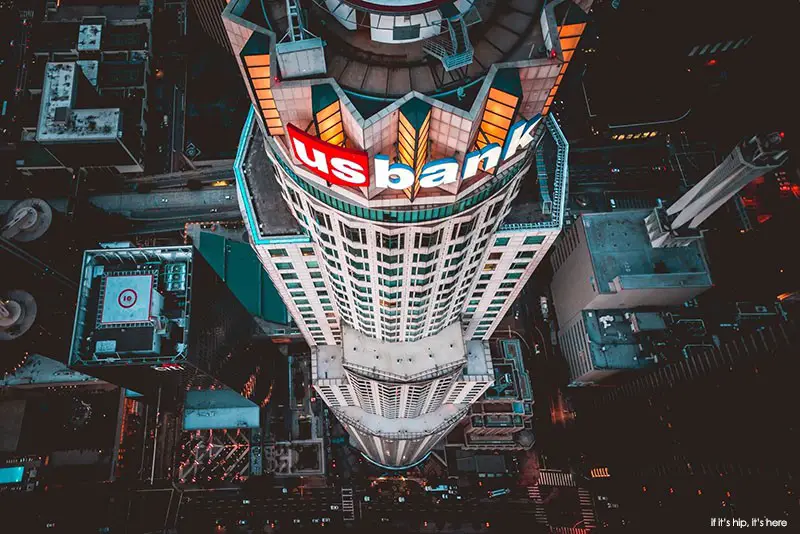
[474,69,521,155]
[312,84,345,147]
[397,98,432,201]
[241,34,283,136]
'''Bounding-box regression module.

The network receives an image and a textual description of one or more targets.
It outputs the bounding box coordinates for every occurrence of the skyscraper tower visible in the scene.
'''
[224,0,582,467]
[646,132,788,248]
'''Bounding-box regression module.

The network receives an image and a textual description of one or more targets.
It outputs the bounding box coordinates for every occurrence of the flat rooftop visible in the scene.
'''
[342,322,469,382]
[239,117,306,238]
[336,402,468,436]
[0,355,101,388]
[582,310,665,371]
[36,62,121,143]
[582,210,713,293]
[70,247,193,366]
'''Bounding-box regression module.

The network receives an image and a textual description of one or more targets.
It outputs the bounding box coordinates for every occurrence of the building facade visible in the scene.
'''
[190,0,233,53]
[224,0,581,467]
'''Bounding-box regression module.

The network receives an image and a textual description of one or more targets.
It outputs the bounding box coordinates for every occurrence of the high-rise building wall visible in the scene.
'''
[190,0,233,53]
[224,0,578,467]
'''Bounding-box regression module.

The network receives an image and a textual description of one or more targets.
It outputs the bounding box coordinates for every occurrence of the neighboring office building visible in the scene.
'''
[16,0,152,174]
[551,133,787,386]
[550,210,713,384]
[551,209,713,328]
[68,246,272,430]
[560,309,687,386]
[223,0,586,467]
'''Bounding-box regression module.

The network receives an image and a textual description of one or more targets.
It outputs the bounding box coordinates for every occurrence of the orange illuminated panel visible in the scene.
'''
[243,52,283,135]
[244,54,270,67]
[560,37,581,51]
[316,101,340,123]
[488,88,519,108]
[474,86,519,152]
[248,66,270,79]
[558,23,586,38]
[397,101,431,201]
[313,99,344,147]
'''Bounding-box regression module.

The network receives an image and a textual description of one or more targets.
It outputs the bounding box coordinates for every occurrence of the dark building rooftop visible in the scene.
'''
[239,118,307,239]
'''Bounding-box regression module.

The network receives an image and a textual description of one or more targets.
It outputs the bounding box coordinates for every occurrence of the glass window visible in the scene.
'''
[494,237,510,246]
[286,282,301,289]
[310,272,323,279]
[313,281,325,288]
[524,235,545,245]
[281,273,298,280]
[505,273,523,280]
[378,232,405,249]
[500,282,515,289]
[306,261,319,269]
[301,247,315,256]
[510,262,529,270]
[479,274,492,281]
[516,250,535,259]
[414,230,442,248]
[488,252,502,260]
[268,248,288,257]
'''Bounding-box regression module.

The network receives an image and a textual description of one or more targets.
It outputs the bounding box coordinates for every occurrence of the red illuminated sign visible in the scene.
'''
[287,123,369,187]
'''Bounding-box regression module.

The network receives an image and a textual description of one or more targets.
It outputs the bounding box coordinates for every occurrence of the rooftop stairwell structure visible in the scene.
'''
[423,2,473,71]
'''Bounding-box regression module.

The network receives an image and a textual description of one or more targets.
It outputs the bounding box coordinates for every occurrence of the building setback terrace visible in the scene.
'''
[342,322,467,382]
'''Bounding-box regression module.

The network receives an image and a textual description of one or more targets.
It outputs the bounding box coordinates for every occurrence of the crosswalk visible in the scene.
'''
[341,487,355,521]
[538,470,575,487]
[526,487,548,524]
[577,487,596,529]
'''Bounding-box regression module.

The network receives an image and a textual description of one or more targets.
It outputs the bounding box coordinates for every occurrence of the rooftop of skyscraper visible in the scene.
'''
[226,0,551,107]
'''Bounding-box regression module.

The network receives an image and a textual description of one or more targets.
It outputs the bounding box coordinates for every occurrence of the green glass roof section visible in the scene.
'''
[312,84,339,113]
[195,231,290,325]
[492,68,523,98]
[400,98,432,130]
